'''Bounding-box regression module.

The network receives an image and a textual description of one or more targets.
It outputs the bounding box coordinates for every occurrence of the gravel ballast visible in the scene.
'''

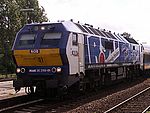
[66,78,150,113]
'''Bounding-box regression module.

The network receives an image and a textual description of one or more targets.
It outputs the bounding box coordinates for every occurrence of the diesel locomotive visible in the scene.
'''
[12,20,144,94]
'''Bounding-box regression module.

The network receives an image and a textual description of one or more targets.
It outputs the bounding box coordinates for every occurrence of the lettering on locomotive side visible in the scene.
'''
[86,63,120,69]
[29,69,51,73]
[29,69,36,72]
[87,64,105,69]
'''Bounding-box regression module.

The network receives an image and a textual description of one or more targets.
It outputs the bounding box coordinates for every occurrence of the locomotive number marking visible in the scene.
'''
[30,49,39,54]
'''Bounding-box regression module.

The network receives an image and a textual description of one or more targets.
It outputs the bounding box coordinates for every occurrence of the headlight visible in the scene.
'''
[16,68,21,73]
[41,26,45,30]
[57,67,61,72]
[52,67,56,73]
[21,68,25,73]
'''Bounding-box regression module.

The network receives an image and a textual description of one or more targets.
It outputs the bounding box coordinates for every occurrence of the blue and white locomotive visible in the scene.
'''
[12,20,143,94]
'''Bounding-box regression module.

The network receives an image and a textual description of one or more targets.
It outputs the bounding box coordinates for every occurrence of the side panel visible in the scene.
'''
[84,36,101,64]
[129,43,140,64]
[84,35,141,66]
[66,32,79,75]
[101,38,120,63]
[119,42,130,63]
[85,36,122,65]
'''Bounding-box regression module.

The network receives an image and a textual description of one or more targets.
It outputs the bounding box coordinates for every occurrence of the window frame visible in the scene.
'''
[40,32,62,47]
[17,33,36,49]
[72,33,78,46]
[105,41,113,50]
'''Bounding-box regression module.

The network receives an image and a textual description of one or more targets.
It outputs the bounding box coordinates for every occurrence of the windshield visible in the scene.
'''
[40,33,61,47]
[15,32,61,49]
[16,34,35,49]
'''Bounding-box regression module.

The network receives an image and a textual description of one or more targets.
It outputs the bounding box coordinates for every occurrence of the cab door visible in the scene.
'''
[78,34,85,74]
[66,33,78,75]
[66,33,84,75]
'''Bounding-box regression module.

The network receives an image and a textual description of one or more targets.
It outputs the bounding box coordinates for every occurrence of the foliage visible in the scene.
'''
[0,0,48,74]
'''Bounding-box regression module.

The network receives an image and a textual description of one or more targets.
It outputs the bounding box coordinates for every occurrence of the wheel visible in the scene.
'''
[25,86,35,95]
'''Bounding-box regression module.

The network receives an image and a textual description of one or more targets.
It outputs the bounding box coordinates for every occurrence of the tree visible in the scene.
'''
[16,0,48,24]
[0,0,48,74]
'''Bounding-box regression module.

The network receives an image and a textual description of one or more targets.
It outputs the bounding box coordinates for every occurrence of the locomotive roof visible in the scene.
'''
[26,21,139,44]
[63,21,120,39]
[62,21,138,44]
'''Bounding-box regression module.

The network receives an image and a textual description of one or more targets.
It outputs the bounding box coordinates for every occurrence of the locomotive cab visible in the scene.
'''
[12,22,84,93]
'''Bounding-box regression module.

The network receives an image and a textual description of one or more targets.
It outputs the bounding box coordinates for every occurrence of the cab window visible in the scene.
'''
[72,33,78,46]
[133,46,135,50]
[40,33,61,47]
[17,34,35,48]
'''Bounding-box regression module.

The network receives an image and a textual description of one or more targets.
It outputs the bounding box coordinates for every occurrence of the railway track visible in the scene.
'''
[0,98,45,113]
[104,86,150,113]
[0,86,122,112]
[0,77,147,113]
[0,89,101,113]
[0,95,42,112]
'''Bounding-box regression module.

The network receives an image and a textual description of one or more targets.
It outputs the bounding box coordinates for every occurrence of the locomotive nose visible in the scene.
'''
[14,48,62,66]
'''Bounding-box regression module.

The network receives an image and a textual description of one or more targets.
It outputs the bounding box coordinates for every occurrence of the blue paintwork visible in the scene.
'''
[13,23,69,77]
[84,35,140,65]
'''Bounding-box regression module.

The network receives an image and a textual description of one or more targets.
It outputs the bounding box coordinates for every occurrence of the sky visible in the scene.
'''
[38,0,150,45]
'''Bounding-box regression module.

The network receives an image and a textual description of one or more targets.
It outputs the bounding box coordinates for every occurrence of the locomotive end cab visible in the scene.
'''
[12,23,77,93]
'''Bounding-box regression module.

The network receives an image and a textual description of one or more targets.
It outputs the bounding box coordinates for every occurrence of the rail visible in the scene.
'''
[104,87,150,113]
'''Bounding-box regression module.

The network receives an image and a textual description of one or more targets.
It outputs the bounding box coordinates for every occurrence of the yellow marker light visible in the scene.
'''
[16,68,21,73]
[57,67,61,72]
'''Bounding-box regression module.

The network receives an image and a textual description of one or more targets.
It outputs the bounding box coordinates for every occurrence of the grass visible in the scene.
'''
[0,73,16,79]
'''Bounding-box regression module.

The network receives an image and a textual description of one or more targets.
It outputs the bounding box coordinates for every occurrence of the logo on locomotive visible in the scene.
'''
[85,36,121,64]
